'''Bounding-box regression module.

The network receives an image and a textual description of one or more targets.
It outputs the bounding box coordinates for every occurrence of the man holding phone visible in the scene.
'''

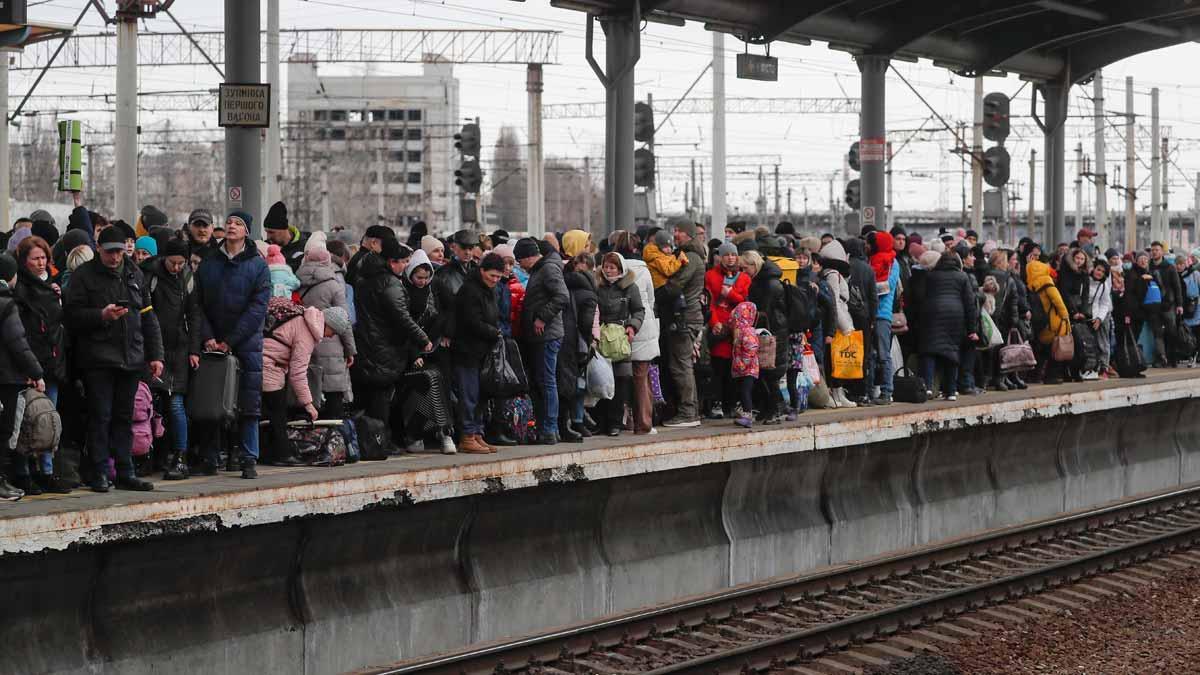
[63,226,164,492]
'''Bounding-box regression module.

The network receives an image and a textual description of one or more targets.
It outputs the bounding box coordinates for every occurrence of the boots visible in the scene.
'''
[832,388,857,408]
[162,451,190,481]
[460,435,496,454]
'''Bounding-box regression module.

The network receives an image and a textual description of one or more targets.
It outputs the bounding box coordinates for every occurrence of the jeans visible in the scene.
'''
[169,393,188,452]
[666,325,700,420]
[957,345,978,390]
[867,318,894,396]
[522,338,561,435]
[921,355,959,397]
[82,369,140,478]
[454,366,482,435]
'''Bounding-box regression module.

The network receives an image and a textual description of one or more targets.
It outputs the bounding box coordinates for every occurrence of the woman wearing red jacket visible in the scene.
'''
[704,242,752,418]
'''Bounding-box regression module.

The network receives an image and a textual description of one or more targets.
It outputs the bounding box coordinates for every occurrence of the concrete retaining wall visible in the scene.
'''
[4,397,1200,675]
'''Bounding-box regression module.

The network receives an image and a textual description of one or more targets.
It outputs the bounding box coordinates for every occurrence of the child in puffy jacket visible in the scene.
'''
[261,298,324,465]
[315,307,356,419]
[267,244,300,299]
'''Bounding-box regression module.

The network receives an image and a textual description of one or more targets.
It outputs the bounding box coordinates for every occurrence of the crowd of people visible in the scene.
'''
[0,194,1194,501]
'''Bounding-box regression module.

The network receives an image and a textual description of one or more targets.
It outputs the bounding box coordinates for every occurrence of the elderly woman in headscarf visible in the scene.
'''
[561,229,592,259]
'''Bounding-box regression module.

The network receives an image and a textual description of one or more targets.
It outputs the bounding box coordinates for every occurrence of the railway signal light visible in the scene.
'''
[983,93,1010,144]
[634,101,655,144]
[983,146,1011,187]
[455,160,482,193]
[634,148,655,188]
[844,179,861,210]
[454,123,481,157]
[848,142,860,172]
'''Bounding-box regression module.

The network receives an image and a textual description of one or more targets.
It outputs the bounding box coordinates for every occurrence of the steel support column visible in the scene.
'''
[0,51,9,232]
[115,16,137,226]
[1093,71,1108,242]
[225,0,262,235]
[712,32,726,232]
[1151,87,1161,244]
[265,0,281,211]
[856,54,888,232]
[971,77,983,232]
[596,13,638,235]
[1041,81,1067,246]
[526,63,545,236]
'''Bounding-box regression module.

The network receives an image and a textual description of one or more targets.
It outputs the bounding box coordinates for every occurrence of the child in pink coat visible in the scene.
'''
[730,301,760,429]
[261,297,325,465]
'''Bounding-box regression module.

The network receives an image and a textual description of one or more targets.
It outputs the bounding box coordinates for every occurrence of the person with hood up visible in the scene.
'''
[297,246,355,419]
[262,201,309,272]
[260,298,324,465]
[297,246,350,313]
[818,239,856,407]
[866,230,899,405]
[842,237,878,404]
[593,252,645,436]
[267,244,301,299]
[661,219,707,427]
[741,250,788,423]
[916,250,979,401]
[0,252,48,500]
[704,242,751,419]
[398,248,456,454]
[730,301,760,429]
[562,229,592,259]
[1025,259,1072,385]
[621,245,661,435]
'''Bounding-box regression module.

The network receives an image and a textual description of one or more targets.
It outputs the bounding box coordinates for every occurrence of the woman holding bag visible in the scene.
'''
[742,250,788,424]
[594,252,645,437]
[817,240,857,407]
[1025,259,1073,385]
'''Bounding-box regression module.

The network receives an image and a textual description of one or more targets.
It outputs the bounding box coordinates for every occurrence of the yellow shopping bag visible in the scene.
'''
[831,330,864,380]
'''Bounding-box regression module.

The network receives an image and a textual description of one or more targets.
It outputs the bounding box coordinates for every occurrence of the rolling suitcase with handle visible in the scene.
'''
[187,352,240,425]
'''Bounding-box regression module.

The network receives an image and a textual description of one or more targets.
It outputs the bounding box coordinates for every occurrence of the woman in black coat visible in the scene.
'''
[560,254,598,439]
[917,251,979,400]
[1056,247,1092,322]
[743,251,788,422]
[451,254,505,454]
[984,249,1021,391]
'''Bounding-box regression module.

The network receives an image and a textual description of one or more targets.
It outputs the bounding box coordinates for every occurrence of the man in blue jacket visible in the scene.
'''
[194,211,270,479]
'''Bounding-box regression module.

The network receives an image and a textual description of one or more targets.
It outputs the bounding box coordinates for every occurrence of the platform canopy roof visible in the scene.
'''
[547,0,1200,83]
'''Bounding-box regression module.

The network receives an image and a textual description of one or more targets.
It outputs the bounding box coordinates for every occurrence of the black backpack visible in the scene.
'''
[782,279,818,333]
[847,283,868,322]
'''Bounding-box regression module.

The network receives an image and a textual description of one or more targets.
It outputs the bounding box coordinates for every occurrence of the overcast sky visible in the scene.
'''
[19,0,1200,219]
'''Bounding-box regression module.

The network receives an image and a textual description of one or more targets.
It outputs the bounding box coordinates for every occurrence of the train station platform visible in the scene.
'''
[3,369,1199,674]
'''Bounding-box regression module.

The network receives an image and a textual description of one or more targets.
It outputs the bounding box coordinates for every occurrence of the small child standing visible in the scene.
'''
[730,301,760,429]
[267,244,301,299]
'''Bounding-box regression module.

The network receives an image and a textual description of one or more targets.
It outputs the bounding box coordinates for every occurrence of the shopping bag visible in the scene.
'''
[585,353,615,402]
[999,329,1037,373]
[801,345,822,386]
[979,312,1004,349]
[757,330,778,370]
[830,330,864,380]
[597,323,632,362]
[481,337,527,398]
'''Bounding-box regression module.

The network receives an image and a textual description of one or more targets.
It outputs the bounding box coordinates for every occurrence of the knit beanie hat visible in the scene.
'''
[266,244,285,265]
[227,210,253,230]
[717,242,738,257]
[492,243,514,260]
[652,229,672,249]
[264,201,289,231]
[322,306,352,337]
[513,237,541,260]
[135,236,157,256]
[162,238,189,258]
[919,250,941,268]
[304,246,332,265]
[420,235,444,256]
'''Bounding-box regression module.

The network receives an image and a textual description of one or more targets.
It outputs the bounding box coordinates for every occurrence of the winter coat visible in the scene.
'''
[667,236,707,327]
[195,243,270,417]
[1124,263,1157,320]
[1026,260,1071,345]
[269,263,301,299]
[297,259,349,312]
[987,269,1022,338]
[279,228,311,272]
[704,266,751,360]
[263,306,325,405]
[747,259,788,367]
[0,283,43,385]
[433,256,475,339]
[497,278,514,338]
[519,255,569,343]
[917,255,978,362]
[623,258,661,361]
[451,270,502,368]
[143,259,203,394]
[821,268,854,335]
[730,302,760,379]
[558,268,598,394]
[1056,257,1092,319]
[844,238,879,330]
[596,258,645,332]
[352,253,428,386]
[1150,257,1183,310]
[14,267,66,383]
[643,242,683,288]
[63,256,164,373]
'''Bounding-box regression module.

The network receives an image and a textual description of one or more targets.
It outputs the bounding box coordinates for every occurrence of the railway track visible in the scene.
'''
[360,485,1200,675]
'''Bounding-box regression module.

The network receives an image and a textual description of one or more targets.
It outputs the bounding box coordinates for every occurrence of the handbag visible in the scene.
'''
[978,312,1004,350]
[831,330,865,380]
[757,329,778,370]
[891,310,909,335]
[999,329,1037,373]
[892,366,928,404]
[1051,331,1075,362]
[481,337,527,398]
[598,323,632,361]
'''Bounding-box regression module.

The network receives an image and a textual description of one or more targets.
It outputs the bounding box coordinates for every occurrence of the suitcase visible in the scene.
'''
[187,352,240,425]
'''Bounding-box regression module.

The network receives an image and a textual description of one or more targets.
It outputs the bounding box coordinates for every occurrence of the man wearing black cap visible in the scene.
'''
[433,229,481,343]
[263,201,309,272]
[63,226,164,492]
[346,224,395,287]
[185,208,219,256]
[513,237,569,444]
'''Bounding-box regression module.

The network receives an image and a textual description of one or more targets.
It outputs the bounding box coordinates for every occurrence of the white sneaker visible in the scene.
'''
[648,427,658,435]
[1081,370,1099,381]
[833,388,857,408]
[404,439,425,453]
[440,436,457,455]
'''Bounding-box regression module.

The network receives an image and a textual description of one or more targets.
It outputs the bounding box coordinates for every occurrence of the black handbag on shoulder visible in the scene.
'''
[892,366,928,404]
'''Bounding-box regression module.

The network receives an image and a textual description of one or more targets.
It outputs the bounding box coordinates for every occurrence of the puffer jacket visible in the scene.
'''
[263,306,324,405]
[667,236,707,326]
[14,267,66,382]
[1026,260,1071,345]
[917,254,978,362]
[299,257,356,392]
[144,259,203,394]
[704,265,751,360]
[596,256,645,332]
[519,255,569,342]
[297,259,349,312]
[432,256,475,339]
[748,258,789,367]
[352,253,428,386]
[195,243,270,416]
[624,257,660,361]
[0,284,43,385]
[63,256,164,373]
[451,269,502,368]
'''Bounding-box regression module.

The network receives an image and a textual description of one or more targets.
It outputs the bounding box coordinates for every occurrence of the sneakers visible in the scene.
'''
[440,435,458,455]
[115,475,155,491]
[461,435,496,454]
[946,394,958,401]
[1081,370,1100,381]
[708,405,725,420]
[872,395,893,406]
[763,413,784,425]
[240,462,258,480]
[0,477,23,501]
[832,388,857,408]
[735,416,753,429]
[404,439,426,453]
[663,417,702,428]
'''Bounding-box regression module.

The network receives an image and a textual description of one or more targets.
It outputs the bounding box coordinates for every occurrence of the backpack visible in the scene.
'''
[264,296,306,339]
[131,381,165,457]
[499,395,537,444]
[782,279,818,333]
[847,282,868,322]
[16,388,60,455]
[1029,285,1049,330]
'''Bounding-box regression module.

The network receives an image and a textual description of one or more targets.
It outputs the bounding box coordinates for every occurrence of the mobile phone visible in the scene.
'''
[116,300,134,309]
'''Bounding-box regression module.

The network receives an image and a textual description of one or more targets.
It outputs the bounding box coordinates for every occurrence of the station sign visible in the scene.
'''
[736,53,778,82]
[218,83,271,128]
